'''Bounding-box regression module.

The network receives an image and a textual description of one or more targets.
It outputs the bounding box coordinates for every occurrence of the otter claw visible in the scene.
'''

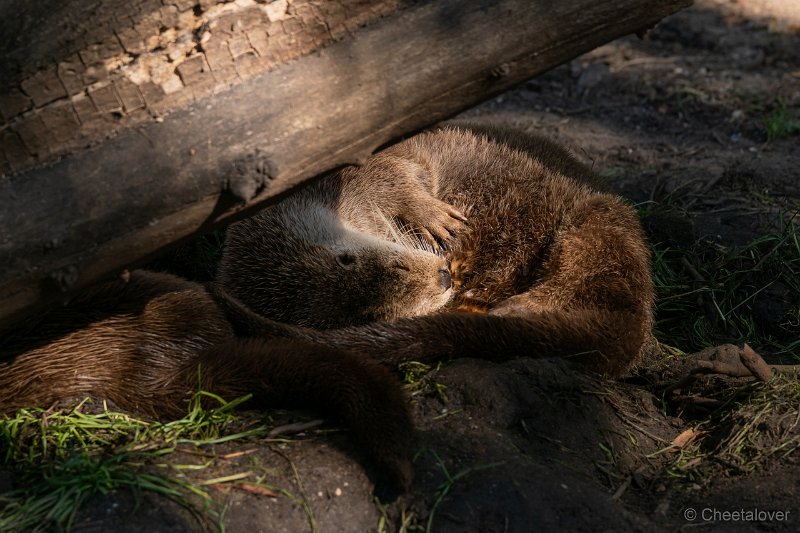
[404,200,465,250]
[432,202,466,236]
[446,205,468,222]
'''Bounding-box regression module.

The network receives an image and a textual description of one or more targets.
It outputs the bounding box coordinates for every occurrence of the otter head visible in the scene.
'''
[218,198,453,328]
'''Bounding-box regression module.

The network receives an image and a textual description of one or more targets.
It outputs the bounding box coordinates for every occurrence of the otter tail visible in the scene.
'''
[188,338,415,491]
[209,283,648,377]
[327,310,647,377]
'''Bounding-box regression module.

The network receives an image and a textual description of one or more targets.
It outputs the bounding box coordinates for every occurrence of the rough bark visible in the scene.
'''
[0,0,692,328]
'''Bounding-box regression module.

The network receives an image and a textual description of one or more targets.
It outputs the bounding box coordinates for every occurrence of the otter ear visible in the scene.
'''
[336,252,358,268]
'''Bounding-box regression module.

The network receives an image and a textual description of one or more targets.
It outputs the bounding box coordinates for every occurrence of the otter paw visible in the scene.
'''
[401,198,466,249]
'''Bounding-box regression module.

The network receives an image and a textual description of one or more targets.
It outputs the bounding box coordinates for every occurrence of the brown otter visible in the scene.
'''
[217,123,655,377]
[0,270,414,489]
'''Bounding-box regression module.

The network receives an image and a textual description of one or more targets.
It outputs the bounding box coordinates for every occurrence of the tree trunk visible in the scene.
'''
[0,0,692,329]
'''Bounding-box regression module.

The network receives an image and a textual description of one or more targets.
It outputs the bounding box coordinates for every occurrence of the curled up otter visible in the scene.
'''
[216,122,655,376]
[0,123,654,491]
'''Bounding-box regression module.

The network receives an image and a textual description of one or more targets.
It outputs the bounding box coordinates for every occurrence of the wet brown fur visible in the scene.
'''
[217,123,655,377]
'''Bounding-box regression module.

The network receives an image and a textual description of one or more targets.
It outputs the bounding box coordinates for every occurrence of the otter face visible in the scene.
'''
[327,236,453,325]
[219,200,453,329]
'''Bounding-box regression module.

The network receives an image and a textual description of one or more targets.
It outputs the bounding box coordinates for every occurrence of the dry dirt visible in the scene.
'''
[5,1,800,531]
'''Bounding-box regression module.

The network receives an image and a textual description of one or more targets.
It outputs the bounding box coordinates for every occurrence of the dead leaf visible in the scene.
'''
[671,427,702,448]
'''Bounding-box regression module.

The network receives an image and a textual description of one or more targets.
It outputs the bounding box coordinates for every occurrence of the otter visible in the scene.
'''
[216,123,655,377]
[0,270,414,489]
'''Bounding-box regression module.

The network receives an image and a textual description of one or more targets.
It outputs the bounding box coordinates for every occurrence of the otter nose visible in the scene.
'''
[439,268,452,290]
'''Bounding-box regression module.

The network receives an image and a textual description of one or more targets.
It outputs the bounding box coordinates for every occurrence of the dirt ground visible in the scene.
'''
[3,1,799,531]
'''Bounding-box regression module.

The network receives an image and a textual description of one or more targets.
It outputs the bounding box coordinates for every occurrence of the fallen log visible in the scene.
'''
[0,0,691,328]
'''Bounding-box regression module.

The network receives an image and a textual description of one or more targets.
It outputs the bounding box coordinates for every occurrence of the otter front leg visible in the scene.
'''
[338,154,466,249]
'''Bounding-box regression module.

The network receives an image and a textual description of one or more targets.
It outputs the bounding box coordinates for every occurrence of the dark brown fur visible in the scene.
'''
[0,270,413,489]
[217,123,655,377]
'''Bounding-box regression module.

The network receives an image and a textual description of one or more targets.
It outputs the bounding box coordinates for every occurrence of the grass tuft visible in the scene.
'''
[399,361,448,402]
[763,100,800,141]
[650,212,800,359]
[651,374,800,483]
[709,374,800,470]
[0,392,267,532]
